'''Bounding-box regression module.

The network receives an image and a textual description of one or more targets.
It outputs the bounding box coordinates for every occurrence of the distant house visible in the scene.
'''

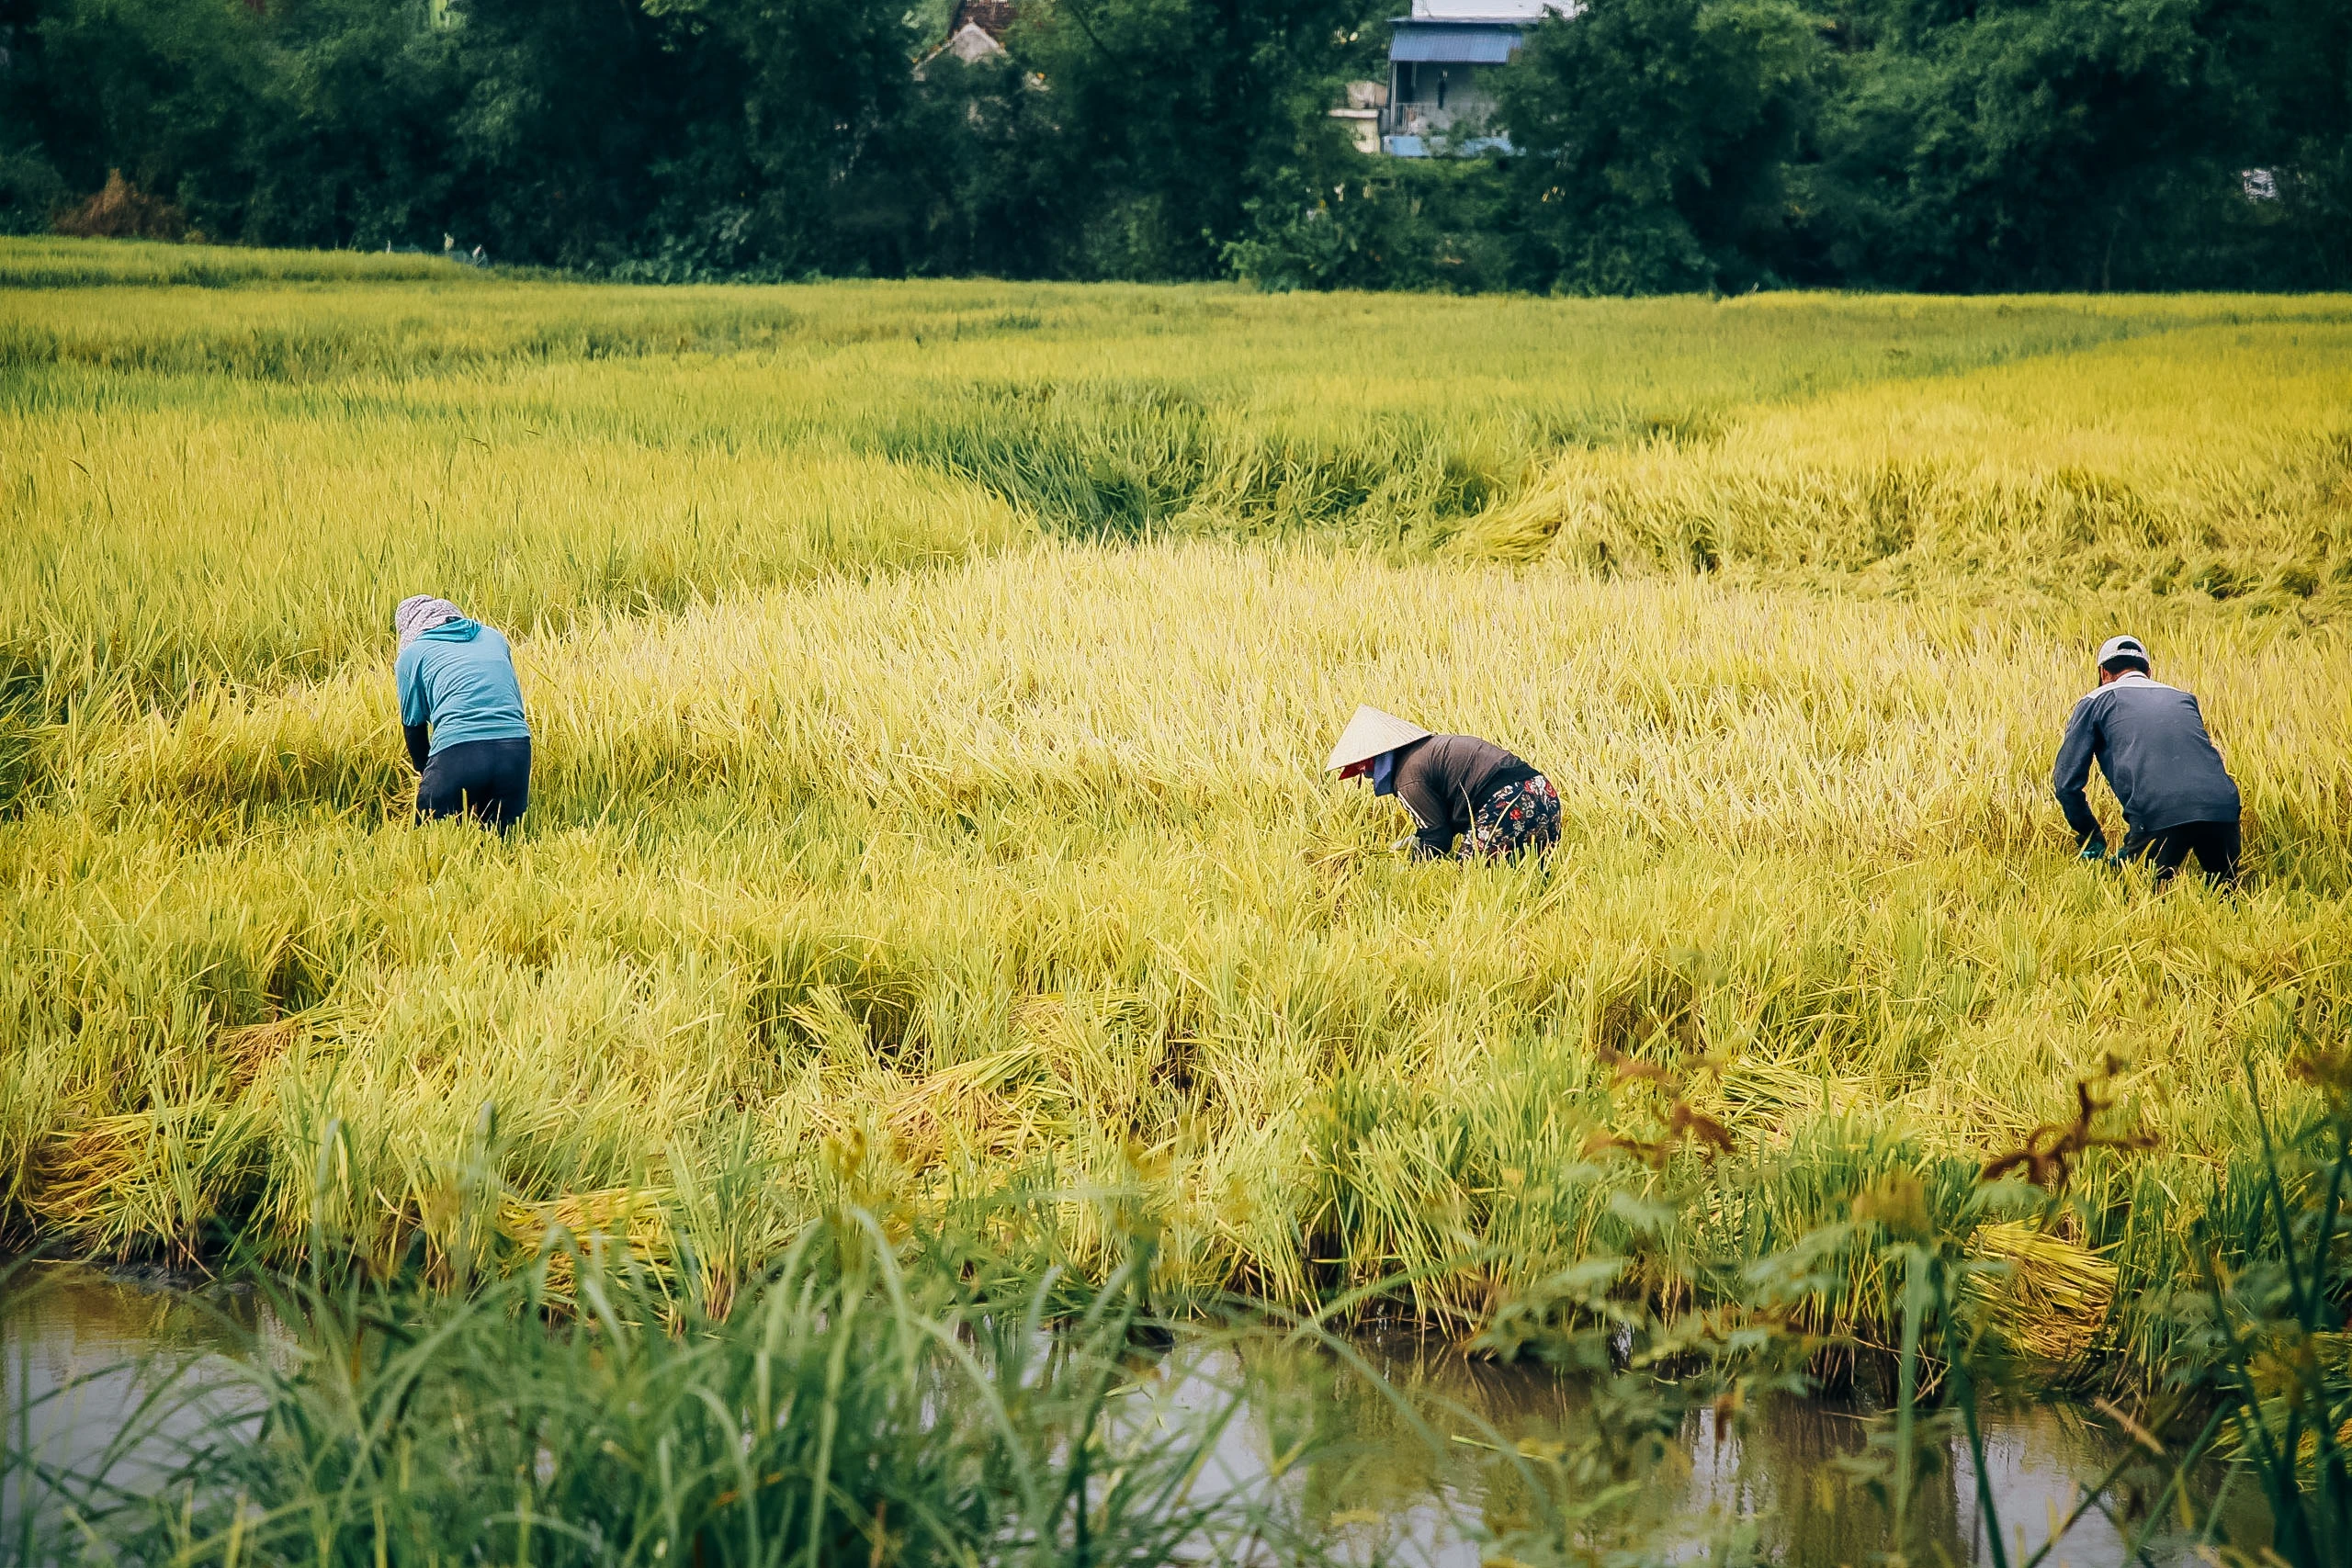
[1379,0,1569,156]
[1329,79,1388,155]
[920,0,1016,72]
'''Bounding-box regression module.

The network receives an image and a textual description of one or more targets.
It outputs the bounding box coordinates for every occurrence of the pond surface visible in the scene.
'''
[2,1261,273,1537]
[3,1264,2268,1564]
[1184,1331,2268,1566]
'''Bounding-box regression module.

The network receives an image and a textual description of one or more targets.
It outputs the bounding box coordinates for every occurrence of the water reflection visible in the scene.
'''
[3,1266,2270,1565]
[1204,1333,2269,1566]
[1,1262,263,1533]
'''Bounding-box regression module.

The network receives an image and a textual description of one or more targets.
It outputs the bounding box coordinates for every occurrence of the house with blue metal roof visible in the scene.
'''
[1381,0,1570,156]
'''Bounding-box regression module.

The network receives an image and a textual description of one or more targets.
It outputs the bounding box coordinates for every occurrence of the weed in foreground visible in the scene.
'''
[3,1210,1328,1568]
[10,1043,2345,1568]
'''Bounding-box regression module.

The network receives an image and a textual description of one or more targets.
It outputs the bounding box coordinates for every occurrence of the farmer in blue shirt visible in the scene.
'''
[2053,635,2241,886]
[393,595,532,831]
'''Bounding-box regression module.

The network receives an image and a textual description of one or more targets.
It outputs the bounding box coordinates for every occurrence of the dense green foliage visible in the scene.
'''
[0,0,2343,288]
[1498,0,1826,294]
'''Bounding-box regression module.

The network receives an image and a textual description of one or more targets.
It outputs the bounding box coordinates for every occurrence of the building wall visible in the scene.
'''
[1387,61,1499,141]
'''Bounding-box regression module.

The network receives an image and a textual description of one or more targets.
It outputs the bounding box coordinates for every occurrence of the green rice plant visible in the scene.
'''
[0,239,515,289]
[1470,1098,2215,1565]
[2138,1025,2352,1565]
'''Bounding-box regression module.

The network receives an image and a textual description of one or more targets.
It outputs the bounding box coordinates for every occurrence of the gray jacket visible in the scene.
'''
[2052,672,2240,846]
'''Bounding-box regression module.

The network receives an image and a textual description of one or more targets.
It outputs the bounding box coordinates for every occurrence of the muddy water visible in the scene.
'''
[1188,1333,2268,1565]
[3,1265,2267,1564]
[1,1262,270,1535]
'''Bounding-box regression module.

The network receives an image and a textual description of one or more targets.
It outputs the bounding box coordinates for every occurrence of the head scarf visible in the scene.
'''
[1370,749,1400,796]
[394,595,464,649]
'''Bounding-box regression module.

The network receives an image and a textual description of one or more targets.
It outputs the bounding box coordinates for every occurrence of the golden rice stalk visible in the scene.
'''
[27,1111,169,1229]
[1965,1219,2118,1366]
[7,262,2351,1345]
[23,1103,245,1261]
[217,1018,303,1089]
[499,1186,674,1298]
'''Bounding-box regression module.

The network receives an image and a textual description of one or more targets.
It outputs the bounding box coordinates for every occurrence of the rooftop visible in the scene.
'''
[1406,0,1567,17]
[953,0,1017,39]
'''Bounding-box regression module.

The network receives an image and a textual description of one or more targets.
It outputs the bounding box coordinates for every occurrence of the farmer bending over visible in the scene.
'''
[394,595,532,831]
[2053,635,2241,886]
[1327,705,1559,860]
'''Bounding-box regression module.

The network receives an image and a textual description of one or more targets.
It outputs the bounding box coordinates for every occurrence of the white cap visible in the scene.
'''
[2096,635,2149,668]
[1325,705,1432,772]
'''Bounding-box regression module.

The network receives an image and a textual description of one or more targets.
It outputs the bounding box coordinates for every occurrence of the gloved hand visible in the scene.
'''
[2078,840,2110,863]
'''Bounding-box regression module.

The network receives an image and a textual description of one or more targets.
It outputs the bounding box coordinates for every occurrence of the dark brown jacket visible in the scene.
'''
[1389,735,1538,858]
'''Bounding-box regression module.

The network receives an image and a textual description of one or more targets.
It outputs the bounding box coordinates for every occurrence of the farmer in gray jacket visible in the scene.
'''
[2053,635,2242,886]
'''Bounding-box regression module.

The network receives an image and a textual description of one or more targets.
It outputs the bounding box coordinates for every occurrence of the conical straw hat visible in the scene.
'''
[1325,705,1431,772]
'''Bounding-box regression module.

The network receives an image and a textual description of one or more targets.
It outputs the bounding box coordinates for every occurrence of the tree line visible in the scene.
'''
[0,0,2344,291]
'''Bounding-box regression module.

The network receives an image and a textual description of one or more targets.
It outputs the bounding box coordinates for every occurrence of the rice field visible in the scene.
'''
[6,238,2352,1382]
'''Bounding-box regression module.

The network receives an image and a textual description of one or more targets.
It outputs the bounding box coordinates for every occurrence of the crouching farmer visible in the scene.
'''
[2053,635,2241,886]
[394,595,532,831]
[1327,705,1559,860]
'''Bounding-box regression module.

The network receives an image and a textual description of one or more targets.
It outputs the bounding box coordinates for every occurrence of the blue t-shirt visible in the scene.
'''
[396,619,530,755]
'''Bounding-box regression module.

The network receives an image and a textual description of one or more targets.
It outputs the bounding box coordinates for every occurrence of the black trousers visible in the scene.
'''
[417,738,531,831]
[2119,818,2239,886]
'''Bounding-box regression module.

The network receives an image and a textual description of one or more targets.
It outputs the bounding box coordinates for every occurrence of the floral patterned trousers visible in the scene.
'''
[1462,775,1561,860]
